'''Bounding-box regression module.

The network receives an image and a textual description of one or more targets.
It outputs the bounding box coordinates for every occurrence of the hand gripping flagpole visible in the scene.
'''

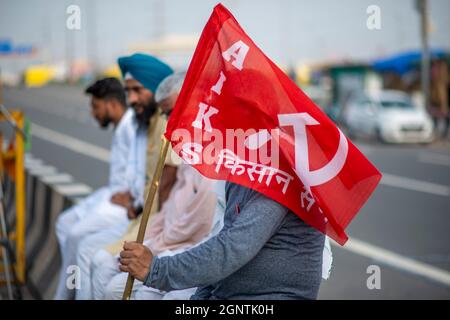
[122,135,170,300]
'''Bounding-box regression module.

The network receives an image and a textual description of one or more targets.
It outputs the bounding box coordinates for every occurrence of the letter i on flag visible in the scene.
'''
[165,3,382,245]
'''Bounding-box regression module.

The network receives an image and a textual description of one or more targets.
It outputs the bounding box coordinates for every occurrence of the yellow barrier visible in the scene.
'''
[0,110,26,285]
[24,65,56,88]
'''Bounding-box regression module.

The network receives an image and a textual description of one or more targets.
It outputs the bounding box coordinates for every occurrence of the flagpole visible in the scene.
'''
[122,135,170,300]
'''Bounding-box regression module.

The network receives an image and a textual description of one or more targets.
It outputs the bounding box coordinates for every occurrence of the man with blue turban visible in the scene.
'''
[72,54,181,299]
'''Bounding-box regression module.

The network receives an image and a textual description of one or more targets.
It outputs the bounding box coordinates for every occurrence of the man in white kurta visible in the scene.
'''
[54,78,135,299]
[73,123,149,299]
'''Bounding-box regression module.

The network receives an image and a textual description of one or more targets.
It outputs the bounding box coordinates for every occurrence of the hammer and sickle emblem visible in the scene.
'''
[278,113,348,192]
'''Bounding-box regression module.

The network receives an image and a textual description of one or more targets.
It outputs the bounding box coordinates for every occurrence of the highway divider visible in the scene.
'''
[22,153,91,299]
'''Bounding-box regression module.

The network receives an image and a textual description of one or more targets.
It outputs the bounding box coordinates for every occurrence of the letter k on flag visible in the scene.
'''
[165,3,382,245]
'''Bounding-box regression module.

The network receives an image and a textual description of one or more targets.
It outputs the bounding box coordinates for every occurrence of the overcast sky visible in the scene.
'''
[1,0,449,69]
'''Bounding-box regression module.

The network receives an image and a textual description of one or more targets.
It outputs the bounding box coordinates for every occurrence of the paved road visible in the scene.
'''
[3,85,450,299]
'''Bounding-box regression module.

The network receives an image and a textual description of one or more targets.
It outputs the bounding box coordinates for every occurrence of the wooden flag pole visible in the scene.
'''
[122,135,170,300]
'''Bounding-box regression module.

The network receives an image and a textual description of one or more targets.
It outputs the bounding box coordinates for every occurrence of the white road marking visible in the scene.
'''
[24,158,43,167]
[55,183,92,196]
[28,166,58,176]
[31,122,110,163]
[381,173,450,197]
[41,173,74,184]
[333,238,450,287]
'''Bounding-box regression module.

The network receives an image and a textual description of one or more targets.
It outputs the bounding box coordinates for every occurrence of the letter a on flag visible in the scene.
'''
[165,3,382,245]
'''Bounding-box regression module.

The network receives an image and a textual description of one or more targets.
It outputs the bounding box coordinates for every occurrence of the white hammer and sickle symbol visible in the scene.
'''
[278,113,348,192]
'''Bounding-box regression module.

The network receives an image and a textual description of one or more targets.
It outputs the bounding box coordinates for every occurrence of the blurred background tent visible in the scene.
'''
[372,48,447,75]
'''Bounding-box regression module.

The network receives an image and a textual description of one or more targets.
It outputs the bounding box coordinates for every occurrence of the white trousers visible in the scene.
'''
[74,221,130,300]
[91,248,196,300]
[55,187,110,245]
[91,249,120,300]
[54,190,128,300]
[106,271,196,300]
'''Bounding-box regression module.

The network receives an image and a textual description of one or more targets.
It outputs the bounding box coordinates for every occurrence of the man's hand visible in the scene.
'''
[126,206,141,220]
[111,191,133,208]
[119,241,153,282]
[111,192,138,219]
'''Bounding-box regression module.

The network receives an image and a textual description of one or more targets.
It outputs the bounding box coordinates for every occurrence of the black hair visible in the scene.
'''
[85,77,127,108]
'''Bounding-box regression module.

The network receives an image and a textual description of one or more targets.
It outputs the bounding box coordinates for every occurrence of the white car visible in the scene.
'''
[343,90,434,143]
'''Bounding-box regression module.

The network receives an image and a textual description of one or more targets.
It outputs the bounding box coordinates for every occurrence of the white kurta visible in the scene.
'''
[109,108,137,193]
[124,125,148,208]
[54,108,137,300]
[73,125,149,300]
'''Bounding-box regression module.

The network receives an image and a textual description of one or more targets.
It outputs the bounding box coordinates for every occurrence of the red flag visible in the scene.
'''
[165,3,382,245]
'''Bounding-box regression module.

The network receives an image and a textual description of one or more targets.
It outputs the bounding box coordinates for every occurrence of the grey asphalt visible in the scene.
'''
[3,84,450,299]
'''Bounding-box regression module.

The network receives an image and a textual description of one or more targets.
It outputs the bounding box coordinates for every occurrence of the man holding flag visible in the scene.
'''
[119,4,381,300]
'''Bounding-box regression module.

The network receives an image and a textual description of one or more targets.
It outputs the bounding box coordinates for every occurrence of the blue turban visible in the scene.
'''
[118,53,173,93]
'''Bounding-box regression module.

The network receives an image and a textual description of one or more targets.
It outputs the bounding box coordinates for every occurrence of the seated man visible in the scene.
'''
[119,82,328,301]
[89,73,220,300]
[54,77,135,300]
[73,54,178,299]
